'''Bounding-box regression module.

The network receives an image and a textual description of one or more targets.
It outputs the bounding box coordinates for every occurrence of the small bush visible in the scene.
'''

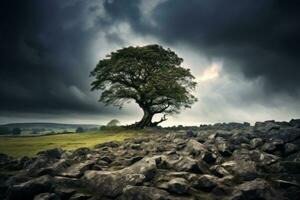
[12,128,21,135]
[76,127,84,133]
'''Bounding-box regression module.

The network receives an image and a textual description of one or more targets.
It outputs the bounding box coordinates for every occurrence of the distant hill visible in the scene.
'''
[0,122,102,135]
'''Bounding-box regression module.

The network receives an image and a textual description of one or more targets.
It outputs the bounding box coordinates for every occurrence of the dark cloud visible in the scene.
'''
[0,0,113,115]
[103,0,141,22]
[1,0,300,124]
[104,0,300,95]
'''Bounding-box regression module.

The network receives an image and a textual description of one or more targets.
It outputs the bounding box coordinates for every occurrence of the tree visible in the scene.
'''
[76,127,84,133]
[107,119,120,127]
[91,44,197,128]
[12,128,21,135]
[0,127,11,135]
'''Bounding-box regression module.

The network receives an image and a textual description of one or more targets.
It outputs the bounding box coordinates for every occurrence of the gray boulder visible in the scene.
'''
[210,165,231,178]
[221,160,258,181]
[250,150,279,167]
[121,156,158,180]
[250,138,264,148]
[185,139,206,157]
[262,143,277,154]
[36,159,71,176]
[192,174,218,192]
[33,193,60,200]
[71,148,91,159]
[94,141,119,148]
[290,119,300,128]
[54,187,76,200]
[69,193,92,200]
[202,150,217,164]
[171,156,209,174]
[83,171,145,198]
[117,186,170,200]
[158,178,189,194]
[215,137,233,156]
[7,175,54,200]
[229,178,277,200]
[82,156,158,197]
[258,126,300,143]
[230,135,250,146]
[284,143,298,156]
[254,121,281,133]
[37,148,63,159]
[59,160,95,178]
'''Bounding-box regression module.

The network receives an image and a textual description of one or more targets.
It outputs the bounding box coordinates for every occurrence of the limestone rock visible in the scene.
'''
[69,193,92,200]
[185,139,206,156]
[33,193,60,200]
[159,178,189,194]
[83,170,145,198]
[60,160,95,178]
[117,186,170,200]
[192,175,218,192]
[172,156,209,174]
[37,148,63,159]
[3,119,300,200]
[7,175,54,200]
[230,178,276,200]
[250,138,264,148]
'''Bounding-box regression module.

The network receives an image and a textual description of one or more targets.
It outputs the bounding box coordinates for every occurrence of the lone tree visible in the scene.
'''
[107,119,120,127]
[91,44,197,128]
[76,127,84,133]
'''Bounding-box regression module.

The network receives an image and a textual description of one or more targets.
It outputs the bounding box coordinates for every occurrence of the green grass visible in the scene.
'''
[0,131,142,158]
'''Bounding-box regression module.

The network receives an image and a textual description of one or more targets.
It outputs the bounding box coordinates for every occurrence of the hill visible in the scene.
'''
[0,122,102,135]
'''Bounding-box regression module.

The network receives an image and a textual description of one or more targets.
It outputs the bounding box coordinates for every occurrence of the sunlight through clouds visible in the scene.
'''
[197,61,222,82]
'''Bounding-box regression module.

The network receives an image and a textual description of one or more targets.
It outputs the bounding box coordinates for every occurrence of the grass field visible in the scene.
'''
[0,131,142,158]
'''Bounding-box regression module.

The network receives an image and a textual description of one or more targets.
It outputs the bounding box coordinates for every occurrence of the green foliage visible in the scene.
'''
[91,44,197,127]
[106,119,120,127]
[0,127,11,135]
[12,128,21,135]
[76,127,84,133]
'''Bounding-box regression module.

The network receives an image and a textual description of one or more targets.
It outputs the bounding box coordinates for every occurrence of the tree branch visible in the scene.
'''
[150,114,167,127]
[152,103,170,114]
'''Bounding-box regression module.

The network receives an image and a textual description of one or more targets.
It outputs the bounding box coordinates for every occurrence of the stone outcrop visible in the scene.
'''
[1,119,300,199]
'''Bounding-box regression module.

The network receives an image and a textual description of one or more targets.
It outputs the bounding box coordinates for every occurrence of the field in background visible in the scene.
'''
[0,131,142,158]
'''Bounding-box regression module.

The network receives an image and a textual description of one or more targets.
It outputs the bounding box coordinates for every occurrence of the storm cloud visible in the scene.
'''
[104,0,300,94]
[0,0,300,125]
[0,1,108,114]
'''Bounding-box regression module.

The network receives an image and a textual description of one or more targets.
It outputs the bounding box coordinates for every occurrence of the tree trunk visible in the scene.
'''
[134,109,154,129]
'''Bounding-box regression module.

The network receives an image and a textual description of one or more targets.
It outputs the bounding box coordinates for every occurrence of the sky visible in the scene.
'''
[0,0,300,126]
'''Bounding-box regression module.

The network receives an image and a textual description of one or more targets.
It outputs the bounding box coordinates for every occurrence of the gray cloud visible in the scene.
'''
[0,0,300,125]
[104,0,300,95]
[0,0,107,116]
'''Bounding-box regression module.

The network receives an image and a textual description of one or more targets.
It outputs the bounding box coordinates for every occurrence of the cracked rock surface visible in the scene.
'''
[1,120,300,199]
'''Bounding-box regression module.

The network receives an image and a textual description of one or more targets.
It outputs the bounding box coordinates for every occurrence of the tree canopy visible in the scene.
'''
[91,44,197,128]
[12,128,21,135]
[76,127,84,133]
[107,119,120,127]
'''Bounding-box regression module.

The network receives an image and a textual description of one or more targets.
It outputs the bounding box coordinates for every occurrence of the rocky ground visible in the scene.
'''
[1,120,300,200]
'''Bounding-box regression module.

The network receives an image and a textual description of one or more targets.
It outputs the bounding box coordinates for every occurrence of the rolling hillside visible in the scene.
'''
[0,122,102,135]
